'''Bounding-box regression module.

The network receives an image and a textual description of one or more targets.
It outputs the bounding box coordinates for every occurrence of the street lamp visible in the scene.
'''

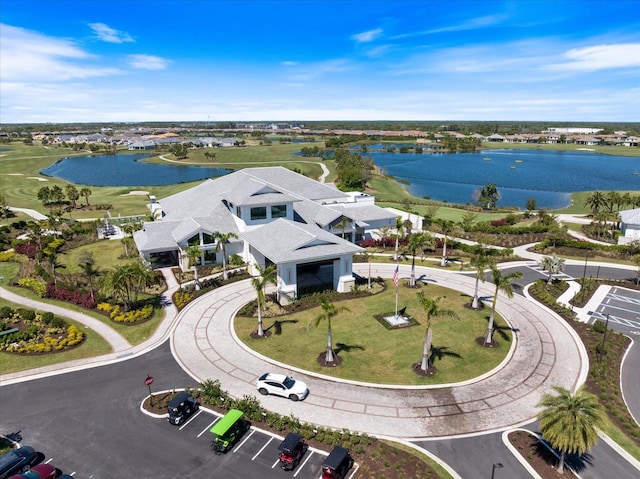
[598,313,610,363]
[491,463,503,479]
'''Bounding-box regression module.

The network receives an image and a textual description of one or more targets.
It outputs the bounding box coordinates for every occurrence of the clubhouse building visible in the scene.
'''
[133,167,397,303]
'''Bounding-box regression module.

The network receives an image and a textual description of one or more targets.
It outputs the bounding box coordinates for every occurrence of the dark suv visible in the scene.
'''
[321,446,354,479]
[167,391,199,426]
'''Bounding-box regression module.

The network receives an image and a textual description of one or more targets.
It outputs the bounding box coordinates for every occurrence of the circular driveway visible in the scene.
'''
[171,263,588,439]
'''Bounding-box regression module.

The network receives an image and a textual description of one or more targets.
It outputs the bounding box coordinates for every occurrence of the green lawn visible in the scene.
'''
[0,296,112,374]
[234,281,510,385]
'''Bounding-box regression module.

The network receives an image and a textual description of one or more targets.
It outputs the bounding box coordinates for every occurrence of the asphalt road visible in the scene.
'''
[0,341,329,479]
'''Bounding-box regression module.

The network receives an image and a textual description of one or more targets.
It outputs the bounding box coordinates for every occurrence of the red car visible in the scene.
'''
[9,464,57,479]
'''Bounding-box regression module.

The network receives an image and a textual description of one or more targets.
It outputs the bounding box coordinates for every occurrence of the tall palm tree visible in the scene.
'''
[309,298,349,364]
[485,266,523,345]
[435,220,458,266]
[252,263,277,337]
[185,244,202,289]
[78,251,100,301]
[537,385,606,473]
[470,245,494,309]
[79,187,92,206]
[539,255,566,284]
[393,217,413,260]
[584,190,606,215]
[213,231,239,280]
[407,232,433,287]
[417,292,459,372]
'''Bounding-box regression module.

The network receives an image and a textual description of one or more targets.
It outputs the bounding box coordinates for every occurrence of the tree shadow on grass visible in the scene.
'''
[335,342,365,355]
[430,346,462,364]
[265,319,298,336]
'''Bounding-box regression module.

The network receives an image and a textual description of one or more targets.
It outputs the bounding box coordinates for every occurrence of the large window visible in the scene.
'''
[202,232,215,245]
[250,206,267,220]
[187,234,200,246]
[271,204,287,218]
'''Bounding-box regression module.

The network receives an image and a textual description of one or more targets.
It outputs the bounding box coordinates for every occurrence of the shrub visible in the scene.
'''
[0,250,15,262]
[17,277,47,297]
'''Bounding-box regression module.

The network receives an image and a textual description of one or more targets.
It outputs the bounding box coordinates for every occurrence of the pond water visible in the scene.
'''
[368,148,640,209]
[39,153,231,187]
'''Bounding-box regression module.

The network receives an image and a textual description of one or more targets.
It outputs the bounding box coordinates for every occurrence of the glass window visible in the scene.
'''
[187,234,200,246]
[250,206,267,220]
[271,204,287,218]
[202,232,215,245]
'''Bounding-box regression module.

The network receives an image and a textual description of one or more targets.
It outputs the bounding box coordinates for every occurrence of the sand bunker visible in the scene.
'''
[27,177,49,181]
[120,190,150,196]
[7,173,24,176]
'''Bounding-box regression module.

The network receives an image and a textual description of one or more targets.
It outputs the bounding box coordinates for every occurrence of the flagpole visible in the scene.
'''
[394,262,399,318]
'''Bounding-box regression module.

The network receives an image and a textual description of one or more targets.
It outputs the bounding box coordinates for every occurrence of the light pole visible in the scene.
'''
[599,313,610,363]
[491,463,503,479]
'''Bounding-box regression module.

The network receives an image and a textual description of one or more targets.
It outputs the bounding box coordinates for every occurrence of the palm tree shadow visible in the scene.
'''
[564,451,594,473]
[430,346,462,364]
[266,319,298,336]
[335,342,365,355]
[483,316,519,339]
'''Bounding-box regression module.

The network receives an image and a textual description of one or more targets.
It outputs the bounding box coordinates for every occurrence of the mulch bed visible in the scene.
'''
[508,431,579,479]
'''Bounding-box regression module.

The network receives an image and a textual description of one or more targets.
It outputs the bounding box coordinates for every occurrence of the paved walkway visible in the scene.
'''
[171,263,588,439]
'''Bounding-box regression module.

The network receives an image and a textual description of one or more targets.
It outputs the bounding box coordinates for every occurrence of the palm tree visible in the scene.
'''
[584,190,606,215]
[375,225,392,248]
[406,232,433,287]
[79,187,92,206]
[485,266,523,345]
[634,254,640,287]
[539,255,566,285]
[393,216,412,260]
[470,245,494,309]
[309,298,349,364]
[251,263,277,337]
[65,184,79,209]
[417,292,459,372]
[213,231,239,280]
[435,220,458,266]
[78,251,100,301]
[537,385,606,473]
[185,244,202,289]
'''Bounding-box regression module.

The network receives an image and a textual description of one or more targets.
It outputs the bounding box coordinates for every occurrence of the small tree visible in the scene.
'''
[309,298,349,364]
[538,385,606,473]
[417,292,459,372]
[475,183,500,209]
[634,254,640,286]
[485,266,522,345]
[79,187,92,206]
[185,244,202,289]
[470,245,494,309]
[539,255,565,285]
[252,263,277,337]
[213,231,239,280]
[435,220,458,267]
[406,232,433,287]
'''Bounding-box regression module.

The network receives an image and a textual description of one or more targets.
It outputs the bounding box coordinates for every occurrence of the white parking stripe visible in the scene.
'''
[198,417,219,438]
[233,428,256,452]
[252,436,273,460]
[293,450,314,477]
[44,458,53,464]
[179,409,202,430]
[272,458,280,469]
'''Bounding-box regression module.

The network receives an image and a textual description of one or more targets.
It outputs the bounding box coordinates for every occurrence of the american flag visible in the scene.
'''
[393,264,399,287]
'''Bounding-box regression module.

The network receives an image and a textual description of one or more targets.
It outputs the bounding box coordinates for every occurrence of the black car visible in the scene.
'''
[277,433,308,471]
[0,446,37,479]
[167,391,199,426]
[321,446,354,479]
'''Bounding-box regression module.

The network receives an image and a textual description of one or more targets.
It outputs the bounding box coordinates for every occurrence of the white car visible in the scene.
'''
[257,373,309,401]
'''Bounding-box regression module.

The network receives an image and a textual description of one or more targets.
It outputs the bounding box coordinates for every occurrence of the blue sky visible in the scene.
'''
[1,0,639,123]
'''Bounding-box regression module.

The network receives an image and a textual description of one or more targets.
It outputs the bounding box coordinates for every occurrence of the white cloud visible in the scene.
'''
[352,28,383,43]
[0,24,122,82]
[547,43,640,72]
[88,22,134,43]
[127,54,172,70]
[391,14,508,39]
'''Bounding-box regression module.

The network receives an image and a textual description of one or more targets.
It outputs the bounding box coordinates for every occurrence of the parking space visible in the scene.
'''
[156,406,327,478]
[588,286,640,334]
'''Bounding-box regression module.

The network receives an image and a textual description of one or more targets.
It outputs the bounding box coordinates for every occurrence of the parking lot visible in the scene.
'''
[151,406,338,479]
[588,286,640,333]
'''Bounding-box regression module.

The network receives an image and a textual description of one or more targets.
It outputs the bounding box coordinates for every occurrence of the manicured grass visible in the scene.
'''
[234,280,511,385]
[602,419,640,462]
[59,238,136,274]
[0,296,112,374]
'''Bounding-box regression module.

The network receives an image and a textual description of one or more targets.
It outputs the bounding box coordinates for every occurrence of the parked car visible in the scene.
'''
[167,391,200,426]
[321,446,354,479]
[257,373,309,401]
[9,463,57,479]
[0,446,37,479]
[277,432,308,471]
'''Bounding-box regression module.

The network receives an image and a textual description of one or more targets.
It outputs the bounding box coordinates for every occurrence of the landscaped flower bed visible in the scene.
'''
[0,306,85,353]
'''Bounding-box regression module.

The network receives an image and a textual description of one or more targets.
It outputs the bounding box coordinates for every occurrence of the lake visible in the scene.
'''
[39,153,231,187]
[367,148,640,209]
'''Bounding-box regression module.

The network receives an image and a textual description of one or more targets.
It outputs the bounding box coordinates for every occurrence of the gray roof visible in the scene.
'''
[332,203,398,223]
[243,166,347,201]
[294,198,342,227]
[134,221,181,253]
[240,219,363,263]
[620,208,640,225]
